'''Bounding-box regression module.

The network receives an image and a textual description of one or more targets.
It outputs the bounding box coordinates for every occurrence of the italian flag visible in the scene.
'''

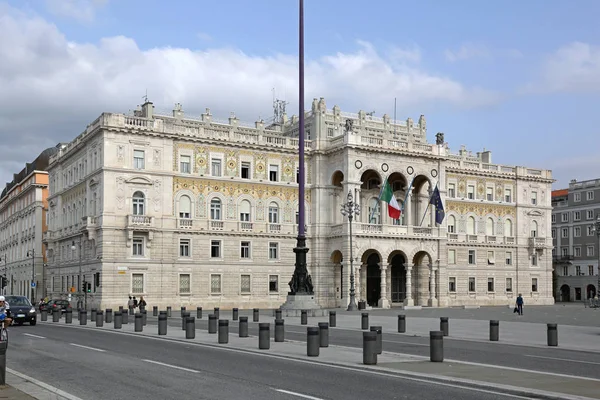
[380,180,401,219]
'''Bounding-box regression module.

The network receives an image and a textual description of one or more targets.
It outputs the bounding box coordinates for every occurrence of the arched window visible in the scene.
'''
[268,202,279,223]
[210,198,222,220]
[447,215,456,233]
[179,195,191,219]
[531,220,538,237]
[486,217,495,236]
[467,216,476,235]
[132,191,145,215]
[504,219,513,237]
[239,200,251,221]
[368,197,381,224]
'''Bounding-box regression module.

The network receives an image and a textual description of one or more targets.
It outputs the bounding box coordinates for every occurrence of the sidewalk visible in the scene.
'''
[0,384,36,400]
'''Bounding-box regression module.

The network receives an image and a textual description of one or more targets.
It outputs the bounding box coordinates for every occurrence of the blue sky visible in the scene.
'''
[1,0,600,188]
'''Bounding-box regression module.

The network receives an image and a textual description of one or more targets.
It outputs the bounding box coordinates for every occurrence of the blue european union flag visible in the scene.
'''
[430,185,445,225]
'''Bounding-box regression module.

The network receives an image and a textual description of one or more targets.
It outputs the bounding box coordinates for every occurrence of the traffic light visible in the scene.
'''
[86,282,92,293]
[0,276,6,288]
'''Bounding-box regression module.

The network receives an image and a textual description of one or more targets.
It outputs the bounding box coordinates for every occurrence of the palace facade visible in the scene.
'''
[43,98,554,309]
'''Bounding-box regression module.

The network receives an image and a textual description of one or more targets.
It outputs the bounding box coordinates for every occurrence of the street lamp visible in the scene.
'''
[591,215,600,298]
[26,249,35,303]
[340,190,361,311]
[71,240,85,310]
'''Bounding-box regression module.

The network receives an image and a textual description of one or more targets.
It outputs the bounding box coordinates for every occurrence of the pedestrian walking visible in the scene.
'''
[516,293,524,315]
[138,296,147,310]
[128,296,134,315]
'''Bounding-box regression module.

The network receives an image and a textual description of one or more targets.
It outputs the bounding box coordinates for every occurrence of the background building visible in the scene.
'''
[552,179,600,302]
[0,147,57,301]
[43,98,554,309]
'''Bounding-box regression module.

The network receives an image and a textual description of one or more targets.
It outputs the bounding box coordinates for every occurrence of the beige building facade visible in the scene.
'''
[43,98,554,309]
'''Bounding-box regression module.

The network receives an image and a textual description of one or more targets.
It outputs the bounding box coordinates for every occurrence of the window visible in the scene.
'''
[211,240,221,258]
[561,247,568,256]
[447,215,456,233]
[210,274,221,294]
[587,246,595,257]
[466,216,476,235]
[269,165,279,182]
[561,213,568,222]
[448,183,456,198]
[132,273,144,294]
[211,159,222,177]
[269,275,279,292]
[531,278,538,292]
[576,265,581,275]
[506,278,513,292]
[179,155,191,173]
[179,239,190,257]
[487,251,495,265]
[531,221,538,237]
[561,228,568,238]
[588,226,594,236]
[327,127,334,137]
[133,237,144,256]
[486,187,493,201]
[575,247,581,257]
[179,274,190,294]
[210,198,222,220]
[448,277,456,292]
[239,200,251,221]
[504,219,513,237]
[574,211,581,221]
[240,241,251,258]
[132,191,145,215]
[241,162,251,179]
[468,250,475,265]
[467,185,475,200]
[532,254,538,266]
[468,277,476,292]
[268,203,279,223]
[589,265,594,276]
[179,195,191,219]
[575,193,581,202]
[269,242,278,260]
[448,249,456,264]
[587,210,594,220]
[506,251,512,265]
[504,188,512,203]
[551,214,556,223]
[551,229,556,238]
[562,266,568,276]
[574,227,581,237]
[486,217,495,236]
[134,150,145,169]
[587,191,594,201]
[240,274,251,293]
[487,278,494,292]
[531,191,537,205]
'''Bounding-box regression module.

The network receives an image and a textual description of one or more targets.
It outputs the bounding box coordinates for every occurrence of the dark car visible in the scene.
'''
[45,299,70,315]
[5,296,36,326]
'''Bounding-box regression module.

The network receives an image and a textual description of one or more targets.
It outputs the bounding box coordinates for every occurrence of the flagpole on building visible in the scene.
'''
[419,181,438,226]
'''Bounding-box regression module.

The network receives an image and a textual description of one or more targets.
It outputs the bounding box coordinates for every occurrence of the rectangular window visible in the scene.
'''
[504,188,512,203]
[551,229,556,238]
[574,211,581,221]
[240,274,251,293]
[179,274,190,294]
[551,214,556,223]
[240,210,250,222]
[132,273,144,294]
[133,237,144,256]
[587,210,594,220]
[327,127,334,137]
[589,265,594,276]
[532,278,538,292]
[269,275,279,292]
[561,247,568,256]
[587,191,594,201]
[468,277,476,292]
[588,226,594,236]
[448,183,456,198]
[576,265,581,275]
[468,250,475,265]
[179,239,190,257]
[561,228,568,238]
[448,277,456,292]
[241,162,251,179]
[574,227,581,237]
[180,155,191,174]
[563,266,568,276]
[211,240,221,258]
[269,242,279,260]
[487,278,494,292]
[506,278,513,292]
[448,249,456,264]
[575,247,581,257]
[486,187,493,201]
[575,193,581,202]
[487,251,495,265]
[240,241,251,258]
[588,246,595,257]
[269,165,279,182]
[532,254,538,266]
[467,185,475,200]
[134,150,145,170]
[531,191,537,205]
[506,251,512,265]
[210,274,221,294]
[562,213,568,222]
[211,159,222,177]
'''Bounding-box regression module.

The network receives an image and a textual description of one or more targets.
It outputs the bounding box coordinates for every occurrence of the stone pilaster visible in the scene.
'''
[378,264,390,308]
[404,264,414,306]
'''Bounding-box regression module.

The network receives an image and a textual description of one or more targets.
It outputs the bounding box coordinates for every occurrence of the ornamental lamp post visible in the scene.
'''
[26,249,35,303]
[340,190,361,311]
[591,215,600,298]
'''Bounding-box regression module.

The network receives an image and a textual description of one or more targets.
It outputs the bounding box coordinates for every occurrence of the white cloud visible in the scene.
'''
[44,0,107,23]
[445,42,522,62]
[0,4,498,186]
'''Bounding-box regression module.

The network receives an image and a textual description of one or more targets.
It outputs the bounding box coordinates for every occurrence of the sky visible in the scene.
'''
[1,0,600,190]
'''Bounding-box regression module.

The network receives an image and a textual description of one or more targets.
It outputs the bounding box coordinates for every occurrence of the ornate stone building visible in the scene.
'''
[43,98,554,309]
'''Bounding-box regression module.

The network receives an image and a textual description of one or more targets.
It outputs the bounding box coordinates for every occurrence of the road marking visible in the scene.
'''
[272,388,324,400]
[525,354,600,365]
[23,333,45,339]
[69,343,105,352]
[143,359,199,373]
[7,368,84,400]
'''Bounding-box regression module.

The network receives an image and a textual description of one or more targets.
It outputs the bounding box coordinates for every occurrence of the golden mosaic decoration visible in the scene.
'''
[446,200,516,218]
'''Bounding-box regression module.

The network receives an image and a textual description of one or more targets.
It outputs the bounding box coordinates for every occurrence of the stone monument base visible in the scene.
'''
[280,293,327,317]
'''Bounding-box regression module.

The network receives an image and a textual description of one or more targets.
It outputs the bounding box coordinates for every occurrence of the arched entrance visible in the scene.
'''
[586,284,596,299]
[560,284,570,302]
[390,253,407,303]
[366,253,381,307]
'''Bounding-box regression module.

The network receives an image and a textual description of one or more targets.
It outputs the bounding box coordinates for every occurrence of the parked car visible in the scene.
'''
[45,299,71,315]
[4,296,36,326]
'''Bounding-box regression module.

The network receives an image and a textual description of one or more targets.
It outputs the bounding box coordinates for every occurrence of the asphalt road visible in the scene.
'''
[9,323,530,400]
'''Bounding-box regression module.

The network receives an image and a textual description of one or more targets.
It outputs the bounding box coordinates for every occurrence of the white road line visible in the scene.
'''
[22,333,45,339]
[525,354,600,366]
[142,359,200,373]
[7,368,84,400]
[272,388,324,400]
[69,343,105,352]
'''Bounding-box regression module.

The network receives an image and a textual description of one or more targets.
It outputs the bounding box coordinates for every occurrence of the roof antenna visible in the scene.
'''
[142,89,148,103]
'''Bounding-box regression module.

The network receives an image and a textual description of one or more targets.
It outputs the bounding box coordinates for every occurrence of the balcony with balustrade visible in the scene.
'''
[127,215,155,231]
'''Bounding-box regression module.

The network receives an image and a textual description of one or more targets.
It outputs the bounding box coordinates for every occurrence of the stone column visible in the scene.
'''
[428,265,437,307]
[378,264,391,308]
[355,264,362,302]
[404,188,412,226]
[404,264,414,306]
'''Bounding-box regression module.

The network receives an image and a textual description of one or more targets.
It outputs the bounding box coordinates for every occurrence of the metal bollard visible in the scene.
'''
[158,313,167,335]
[91,308,97,322]
[301,309,307,325]
[363,331,378,365]
[218,319,229,344]
[141,309,147,326]
[96,311,104,327]
[134,313,143,332]
[105,309,113,324]
[440,317,449,336]
[253,308,260,322]
[181,311,190,330]
[167,306,172,317]
[114,311,122,329]
[361,313,369,330]
[398,314,406,333]
[214,307,219,320]
[208,314,217,334]
[275,309,282,320]
[275,319,285,342]
[318,322,329,347]
[186,317,195,339]
[0,342,7,385]
[65,309,72,324]
[239,316,248,337]
[41,310,47,321]
[430,331,444,362]
[370,326,382,354]
[197,307,202,319]
[329,311,336,327]
[547,323,558,346]
[307,327,320,357]
[258,323,270,350]
[153,306,158,317]
[489,320,499,341]
[80,310,87,325]
[52,310,60,322]
[233,308,239,321]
